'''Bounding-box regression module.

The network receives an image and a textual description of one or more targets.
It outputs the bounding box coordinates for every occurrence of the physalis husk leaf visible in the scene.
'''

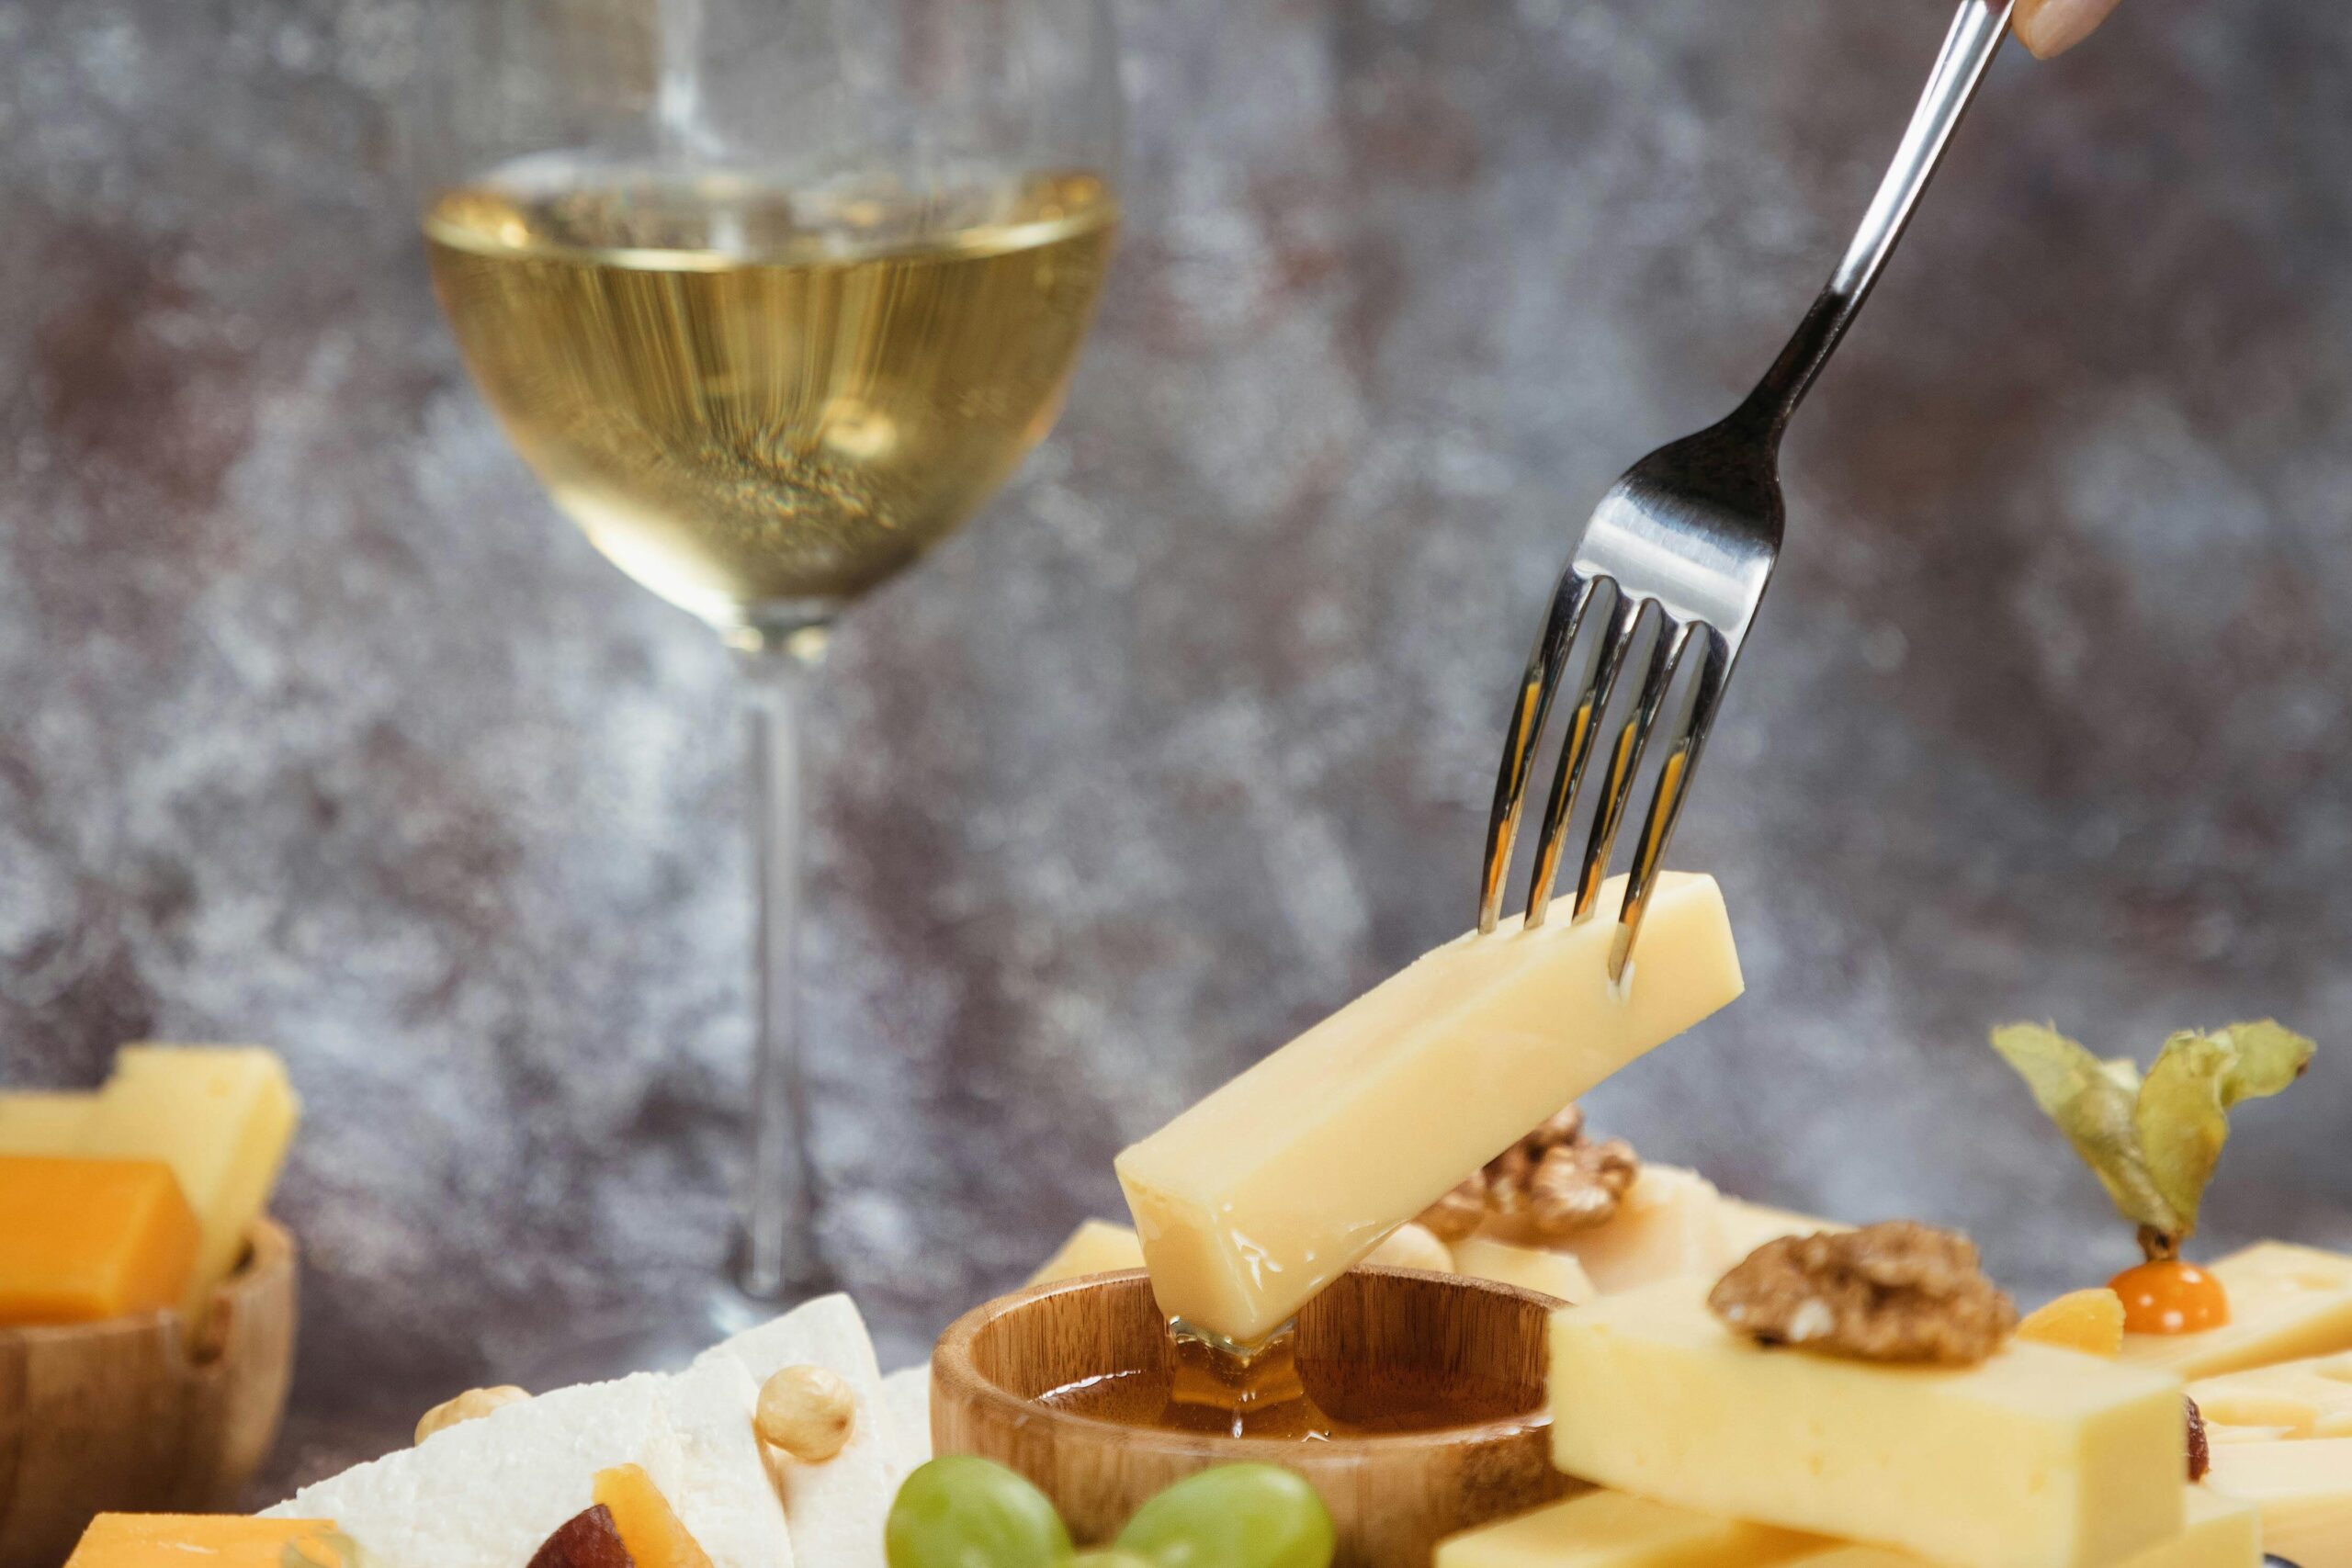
[2134,1021,2314,1242]
[1991,1023,2182,1237]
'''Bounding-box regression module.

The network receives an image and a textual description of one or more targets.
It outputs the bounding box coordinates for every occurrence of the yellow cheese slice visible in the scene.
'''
[1435,1489,1818,1568]
[2205,1436,2352,1565]
[1452,1235,1595,1304]
[66,1515,345,1567]
[1547,1280,2188,1568]
[1117,873,1742,1346]
[1714,1197,1847,1261]
[80,1045,300,1326]
[0,1089,99,1155]
[2190,1349,2352,1441]
[1441,1488,2257,1568]
[1027,1220,1146,1285]
[1551,1166,1728,1293]
[2120,1242,2352,1380]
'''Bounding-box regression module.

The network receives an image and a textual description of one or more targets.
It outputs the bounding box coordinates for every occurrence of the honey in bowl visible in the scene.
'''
[1037,1326,1530,1438]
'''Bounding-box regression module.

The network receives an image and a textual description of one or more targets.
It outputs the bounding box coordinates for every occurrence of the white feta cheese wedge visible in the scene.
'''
[262,1373,683,1568]
[661,1352,797,1568]
[706,1295,894,1568]
[880,1365,933,1481]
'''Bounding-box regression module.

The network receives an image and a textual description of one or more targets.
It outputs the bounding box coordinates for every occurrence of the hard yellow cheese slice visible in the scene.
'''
[1440,1488,2256,1568]
[2205,1437,2352,1565]
[1117,873,1741,1346]
[80,1045,300,1325]
[1435,1489,1818,1568]
[2120,1242,2352,1380]
[1547,1280,2188,1568]
[66,1516,345,1567]
[1027,1220,1146,1285]
[0,1089,98,1155]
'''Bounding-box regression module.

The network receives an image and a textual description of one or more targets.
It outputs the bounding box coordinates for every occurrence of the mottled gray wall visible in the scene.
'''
[6,0,2352,1496]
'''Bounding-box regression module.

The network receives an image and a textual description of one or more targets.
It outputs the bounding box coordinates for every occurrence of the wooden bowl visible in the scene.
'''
[0,1220,299,1568]
[933,1268,1576,1567]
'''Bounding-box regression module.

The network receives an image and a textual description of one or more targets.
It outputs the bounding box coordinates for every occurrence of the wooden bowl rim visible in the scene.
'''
[933,1266,1556,1461]
[0,1216,296,1353]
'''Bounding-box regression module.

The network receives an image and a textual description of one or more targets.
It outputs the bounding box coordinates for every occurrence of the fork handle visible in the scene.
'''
[1736,0,2015,438]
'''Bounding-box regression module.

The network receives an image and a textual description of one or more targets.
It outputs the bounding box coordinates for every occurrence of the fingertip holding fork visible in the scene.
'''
[1477,0,2017,981]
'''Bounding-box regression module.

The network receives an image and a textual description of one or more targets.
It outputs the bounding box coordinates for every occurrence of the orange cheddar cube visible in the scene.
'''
[66,1515,345,1566]
[593,1464,714,1568]
[0,1156,199,1325]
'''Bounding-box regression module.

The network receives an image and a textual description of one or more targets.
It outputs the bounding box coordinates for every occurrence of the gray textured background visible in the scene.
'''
[6,0,2352,1499]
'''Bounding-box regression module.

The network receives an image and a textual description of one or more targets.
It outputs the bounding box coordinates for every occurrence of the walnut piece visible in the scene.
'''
[1531,1137,1639,1236]
[1708,1221,2018,1365]
[2185,1395,2210,1482]
[1417,1170,1488,1241]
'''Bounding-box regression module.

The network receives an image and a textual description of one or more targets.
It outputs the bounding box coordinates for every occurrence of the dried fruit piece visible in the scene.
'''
[1708,1221,2018,1365]
[2016,1288,2126,1356]
[528,1506,637,1568]
[594,1464,714,1568]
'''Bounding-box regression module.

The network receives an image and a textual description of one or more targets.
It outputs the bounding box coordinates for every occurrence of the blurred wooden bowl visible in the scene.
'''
[933,1267,1575,1568]
[0,1220,298,1568]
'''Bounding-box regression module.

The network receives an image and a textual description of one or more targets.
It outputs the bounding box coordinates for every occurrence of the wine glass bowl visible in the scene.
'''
[422,164,1117,644]
[414,0,1122,1309]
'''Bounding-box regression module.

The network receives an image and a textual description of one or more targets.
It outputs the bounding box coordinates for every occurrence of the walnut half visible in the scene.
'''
[1708,1221,2018,1365]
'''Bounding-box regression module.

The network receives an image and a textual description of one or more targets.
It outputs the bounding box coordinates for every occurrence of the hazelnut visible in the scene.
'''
[415,1384,530,1444]
[756,1363,857,1461]
[1364,1222,1453,1273]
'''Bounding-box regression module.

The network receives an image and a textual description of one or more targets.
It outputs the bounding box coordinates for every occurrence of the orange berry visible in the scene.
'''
[2109,1259,2230,1336]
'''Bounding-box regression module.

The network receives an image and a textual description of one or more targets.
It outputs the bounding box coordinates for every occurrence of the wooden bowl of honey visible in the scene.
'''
[0,1220,299,1568]
[931,1267,1576,1568]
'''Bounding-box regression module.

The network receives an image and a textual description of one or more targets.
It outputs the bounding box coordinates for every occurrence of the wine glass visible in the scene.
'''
[413,0,1123,1327]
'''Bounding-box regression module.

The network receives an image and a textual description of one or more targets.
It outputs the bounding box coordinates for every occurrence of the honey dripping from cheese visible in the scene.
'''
[1035,1321,1524,1439]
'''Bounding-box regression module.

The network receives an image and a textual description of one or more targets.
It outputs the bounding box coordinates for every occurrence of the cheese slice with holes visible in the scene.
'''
[1548,1279,2188,1568]
[2205,1437,2352,1565]
[2119,1242,2352,1380]
[1117,874,1741,1346]
[2190,1348,2352,1442]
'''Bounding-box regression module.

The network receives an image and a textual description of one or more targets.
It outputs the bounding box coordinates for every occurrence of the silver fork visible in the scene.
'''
[1478,0,2016,980]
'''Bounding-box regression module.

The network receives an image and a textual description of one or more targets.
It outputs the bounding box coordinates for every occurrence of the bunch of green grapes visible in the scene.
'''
[887,1455,1335,1568]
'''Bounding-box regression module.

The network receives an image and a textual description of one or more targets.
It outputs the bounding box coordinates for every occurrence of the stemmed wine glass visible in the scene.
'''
[414,0,1123,1320]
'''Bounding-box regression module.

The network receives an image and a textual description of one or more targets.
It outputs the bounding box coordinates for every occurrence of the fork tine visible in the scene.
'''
[1569,604,1686,923]
[1477,567,1602,933]
[1521,579,1632,928]
[1607,622,1732,982]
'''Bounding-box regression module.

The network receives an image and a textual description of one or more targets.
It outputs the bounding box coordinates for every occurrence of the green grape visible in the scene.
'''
[1116,1464,1335,1568]
[1071,1554,1156,1568]
[886,1455,1075,1568]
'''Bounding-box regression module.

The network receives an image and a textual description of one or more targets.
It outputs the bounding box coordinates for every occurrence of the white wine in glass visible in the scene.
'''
[416,0,1122,1332]
[424,166,1117,632]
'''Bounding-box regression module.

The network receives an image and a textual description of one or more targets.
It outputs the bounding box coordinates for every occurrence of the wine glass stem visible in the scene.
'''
[735,635,826,1301]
